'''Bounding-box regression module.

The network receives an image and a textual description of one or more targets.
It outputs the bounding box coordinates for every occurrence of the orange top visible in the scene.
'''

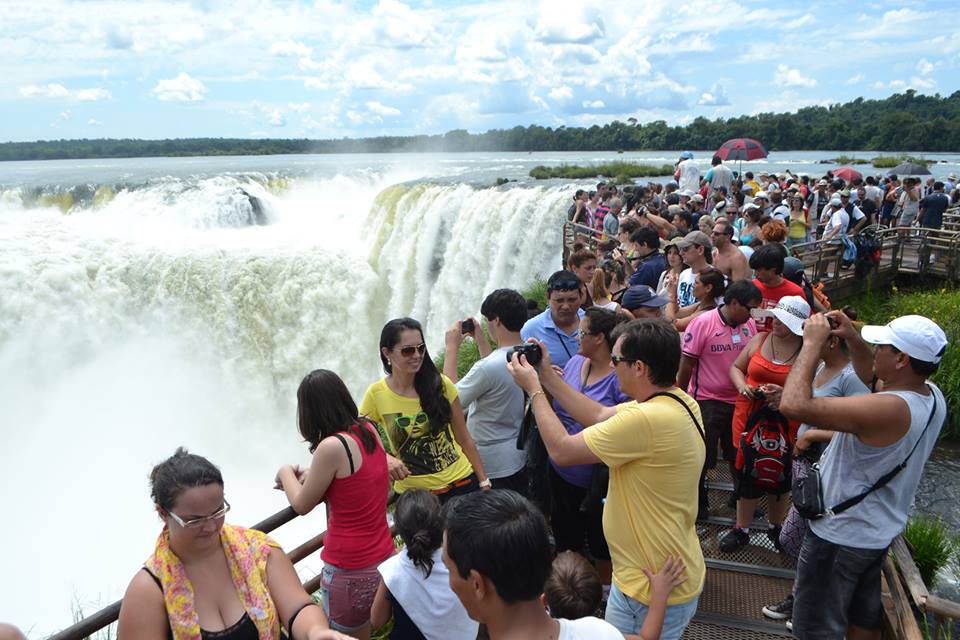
[731,334,800,448]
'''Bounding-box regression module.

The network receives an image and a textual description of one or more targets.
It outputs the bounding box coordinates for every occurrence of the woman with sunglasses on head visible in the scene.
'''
[118,448,352,640]
[359,317,489,503]
[275,370,396,640]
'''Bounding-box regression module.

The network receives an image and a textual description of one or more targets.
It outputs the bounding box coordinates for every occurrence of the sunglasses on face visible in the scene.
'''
[398,343,426,357]
[548,279,581,292]
[611,354,637,366]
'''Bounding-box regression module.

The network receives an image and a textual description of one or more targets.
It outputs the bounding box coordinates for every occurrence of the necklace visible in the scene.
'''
[770,334,801,364]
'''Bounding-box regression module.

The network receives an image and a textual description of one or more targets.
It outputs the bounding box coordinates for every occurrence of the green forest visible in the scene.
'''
[2,90,959,161]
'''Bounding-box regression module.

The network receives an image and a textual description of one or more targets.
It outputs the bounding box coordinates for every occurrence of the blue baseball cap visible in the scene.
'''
[621,285,669,310]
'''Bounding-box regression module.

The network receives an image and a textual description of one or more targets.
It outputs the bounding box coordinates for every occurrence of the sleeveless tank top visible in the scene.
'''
[321,422,397,568]
[811,386,945,549]
[731,333,800,446]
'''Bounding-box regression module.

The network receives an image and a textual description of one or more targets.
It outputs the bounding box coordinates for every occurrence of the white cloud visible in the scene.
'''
[534,1,605,44]
[287,102,311,112]
[549,86,573,101]
[752,90,834,114]
[19,83,71,98]
[353,0,438,49]
[270,40,312,57]
[150,73,207,102]
[582,100,605,109]
[87,118,102,126]
[845,73,864,85]
[774,64,816,88]
[76,88,112,101]
[267,109,286,126]
[57,109,71,121]
[917,58,934,76]
[366,101,401,117]
[698,83,730,106]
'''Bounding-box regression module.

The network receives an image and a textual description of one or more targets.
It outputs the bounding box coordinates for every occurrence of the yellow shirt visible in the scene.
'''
[788,210,808,239]
[583,391,706,605]
[359,375,473,493]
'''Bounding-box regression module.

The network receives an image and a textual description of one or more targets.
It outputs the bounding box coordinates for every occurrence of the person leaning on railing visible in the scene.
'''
[117,448,353,640]
[275,369,396,640]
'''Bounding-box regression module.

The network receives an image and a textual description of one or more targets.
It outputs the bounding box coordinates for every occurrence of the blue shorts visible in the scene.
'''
[605,582,699,640]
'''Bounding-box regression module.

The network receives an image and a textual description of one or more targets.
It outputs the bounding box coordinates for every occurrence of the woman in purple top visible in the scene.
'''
[549,306,628,591]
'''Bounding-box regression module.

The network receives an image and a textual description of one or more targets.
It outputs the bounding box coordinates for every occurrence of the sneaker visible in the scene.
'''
[762,594,794,620]
[786,620,793,631]
[719,527,749,553]
[767,525,784,552]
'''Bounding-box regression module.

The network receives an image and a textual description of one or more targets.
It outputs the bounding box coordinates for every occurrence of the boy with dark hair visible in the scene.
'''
[444,289,529,492]
[627,226,666,289]
[749,245,804,332]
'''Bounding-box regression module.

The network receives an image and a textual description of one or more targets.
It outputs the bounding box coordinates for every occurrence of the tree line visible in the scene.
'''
[2,90,959,162]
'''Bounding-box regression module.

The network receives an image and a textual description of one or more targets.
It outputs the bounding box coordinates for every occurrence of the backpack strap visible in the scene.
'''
[828,384,940,516]
[332,433,356,475]
[648,391,706,442]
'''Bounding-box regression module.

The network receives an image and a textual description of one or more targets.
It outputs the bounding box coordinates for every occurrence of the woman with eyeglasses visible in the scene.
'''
[275,370,396,640]
[359,317,489,503]
[118,448,352,640]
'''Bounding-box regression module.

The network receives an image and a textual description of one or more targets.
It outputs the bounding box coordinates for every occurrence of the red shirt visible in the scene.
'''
[753,278,805,332]
[321,422,396,568]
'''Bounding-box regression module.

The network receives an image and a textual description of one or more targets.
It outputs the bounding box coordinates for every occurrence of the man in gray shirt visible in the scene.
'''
[444,289,529,493]
[781,312,948,640]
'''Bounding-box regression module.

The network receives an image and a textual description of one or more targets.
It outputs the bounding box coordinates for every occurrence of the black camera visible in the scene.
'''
[508,343,542,366]
[461,318,475,334]
[753,388,766,401]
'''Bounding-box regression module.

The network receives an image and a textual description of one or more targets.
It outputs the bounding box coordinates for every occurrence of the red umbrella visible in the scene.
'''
[832,166,863,182]
[715,138,768,161]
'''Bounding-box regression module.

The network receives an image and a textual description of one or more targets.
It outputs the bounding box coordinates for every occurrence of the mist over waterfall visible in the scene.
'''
[0,162,571,634]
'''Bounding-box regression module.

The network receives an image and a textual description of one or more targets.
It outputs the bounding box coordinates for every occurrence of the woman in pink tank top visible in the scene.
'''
[276,369,396,640]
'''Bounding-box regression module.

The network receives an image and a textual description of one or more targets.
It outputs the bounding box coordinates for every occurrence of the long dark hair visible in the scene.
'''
[297,369,377,455]
[395,490,443,578]
[379,318,451,435]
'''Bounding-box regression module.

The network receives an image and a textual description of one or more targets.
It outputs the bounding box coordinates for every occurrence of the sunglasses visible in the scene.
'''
[577,329,596,340]
[611,354,637,366]
[395,412,428,428]
[168,500,231,529]
[398,343,426,357]
[548,278,581,292]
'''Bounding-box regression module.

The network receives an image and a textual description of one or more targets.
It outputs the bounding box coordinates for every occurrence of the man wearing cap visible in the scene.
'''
[621,284,669,318]
[820,195,849,242]
[753,191,770,216]
[677,280,761,518]
[782,313,948,640]
[676,151,700,195]
[711,220,750,282]
[673,231,714,310]
[521,270,584,368]
[839,189,867,234]
[769,191,790,223]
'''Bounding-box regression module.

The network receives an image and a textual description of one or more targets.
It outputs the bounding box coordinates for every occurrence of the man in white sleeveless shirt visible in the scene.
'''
[781,313,948,640]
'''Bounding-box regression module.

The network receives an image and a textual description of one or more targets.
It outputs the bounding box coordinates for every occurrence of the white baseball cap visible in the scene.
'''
[751,295,811,336]
[861,315,948,364]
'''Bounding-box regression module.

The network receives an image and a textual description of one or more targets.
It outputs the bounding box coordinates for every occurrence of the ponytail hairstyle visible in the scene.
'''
[379,318,451,434]
[150,447,222,511]
[395,490,443,578]
[591,268,609,301]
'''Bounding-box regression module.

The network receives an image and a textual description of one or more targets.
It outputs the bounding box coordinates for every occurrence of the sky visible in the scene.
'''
[2,0,959,143]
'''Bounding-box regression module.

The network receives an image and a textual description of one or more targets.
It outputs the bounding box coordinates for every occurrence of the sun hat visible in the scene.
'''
[861,315,948,364]
[621,285,669,310]
[829,195,842,206]
[817,179,828,186]
[676,230,713,252]
[754,191,769,201]
[751,295,811,336]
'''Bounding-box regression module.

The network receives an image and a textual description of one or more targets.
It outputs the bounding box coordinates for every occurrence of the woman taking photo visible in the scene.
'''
[118,448,351,640]
[360,317,490,502]
[275,370,396,640]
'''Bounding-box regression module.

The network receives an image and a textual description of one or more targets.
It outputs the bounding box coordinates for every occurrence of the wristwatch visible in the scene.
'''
[478,478,492,489]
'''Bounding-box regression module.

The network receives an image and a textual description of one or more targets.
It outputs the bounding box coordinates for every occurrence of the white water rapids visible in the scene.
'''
[0,167,570,635]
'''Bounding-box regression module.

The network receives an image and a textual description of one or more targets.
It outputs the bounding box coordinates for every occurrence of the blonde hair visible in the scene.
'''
[591,268,609,301]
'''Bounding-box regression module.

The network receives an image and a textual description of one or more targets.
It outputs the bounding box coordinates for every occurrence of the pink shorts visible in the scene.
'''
[319,563,381,630]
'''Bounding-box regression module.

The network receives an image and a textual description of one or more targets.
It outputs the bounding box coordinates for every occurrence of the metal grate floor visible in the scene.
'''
[698,521,795,572]
[698,568,793,623]
[683,619,793,639]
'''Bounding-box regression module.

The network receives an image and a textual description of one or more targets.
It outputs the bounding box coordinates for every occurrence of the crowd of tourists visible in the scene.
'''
[10,153,951,640]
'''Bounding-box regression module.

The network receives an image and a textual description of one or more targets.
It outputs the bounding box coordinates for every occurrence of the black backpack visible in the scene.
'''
[737,405,792,492]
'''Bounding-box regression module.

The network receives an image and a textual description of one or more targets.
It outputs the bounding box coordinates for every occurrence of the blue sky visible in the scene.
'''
[2,0,959,142]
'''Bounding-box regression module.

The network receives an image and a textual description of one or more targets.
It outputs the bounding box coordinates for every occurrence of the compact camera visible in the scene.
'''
[461,319,475,334]
[508,343,543,366]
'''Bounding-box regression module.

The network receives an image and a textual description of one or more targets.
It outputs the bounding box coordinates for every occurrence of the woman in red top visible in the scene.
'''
[722,296,809,554]
[277,369,396,640]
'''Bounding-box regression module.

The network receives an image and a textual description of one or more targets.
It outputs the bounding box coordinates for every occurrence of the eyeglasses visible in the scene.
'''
[577,329,596,340]
[398,343,426,357]
[611,354,637,366]
[168,500,230,529]
[395,412,428,428]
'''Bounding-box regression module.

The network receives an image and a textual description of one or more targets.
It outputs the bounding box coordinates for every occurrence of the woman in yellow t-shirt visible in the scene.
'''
[786,193,809,248]
[359,317,490,502]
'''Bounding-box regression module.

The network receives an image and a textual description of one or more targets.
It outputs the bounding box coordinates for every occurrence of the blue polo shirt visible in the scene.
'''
[628,251,667,289]
[520,308,584,368]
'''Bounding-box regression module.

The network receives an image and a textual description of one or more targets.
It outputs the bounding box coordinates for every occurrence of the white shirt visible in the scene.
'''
[557,617,624,639]
[677,159,700,194]
[825,208,850,237]
[676,267,698,308]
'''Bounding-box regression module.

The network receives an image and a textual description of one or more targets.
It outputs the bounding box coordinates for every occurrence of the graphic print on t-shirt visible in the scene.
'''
[383,411,461,476]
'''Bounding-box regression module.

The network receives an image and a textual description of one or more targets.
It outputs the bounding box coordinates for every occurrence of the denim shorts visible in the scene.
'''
[605,582,699,640]
[319,562,381,631]
[792,531,887,638]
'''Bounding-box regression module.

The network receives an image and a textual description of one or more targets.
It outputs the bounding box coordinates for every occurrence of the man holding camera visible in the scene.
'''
[781,313,948,640]
[444,289,529,493]
[521,271,584,368]
[507,319,705,639]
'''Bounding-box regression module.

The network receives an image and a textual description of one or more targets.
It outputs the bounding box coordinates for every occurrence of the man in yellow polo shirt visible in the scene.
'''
[507,319,705,640]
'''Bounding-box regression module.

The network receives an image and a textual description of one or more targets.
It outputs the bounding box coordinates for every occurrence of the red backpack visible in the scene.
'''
[736,406,792,491]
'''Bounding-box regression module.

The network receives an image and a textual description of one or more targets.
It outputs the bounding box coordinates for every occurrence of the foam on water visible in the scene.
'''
[0,169,570,634]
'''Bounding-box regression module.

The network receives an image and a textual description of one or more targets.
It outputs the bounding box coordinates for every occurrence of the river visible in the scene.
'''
[2,150,959,635]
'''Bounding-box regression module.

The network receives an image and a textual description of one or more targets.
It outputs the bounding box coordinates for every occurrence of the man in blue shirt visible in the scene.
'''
[918,181,950,230]
[521,270,584,368]
[627,226,666,289]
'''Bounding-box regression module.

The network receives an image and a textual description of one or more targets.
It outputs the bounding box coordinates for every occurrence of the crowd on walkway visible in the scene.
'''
[16,153,951,640]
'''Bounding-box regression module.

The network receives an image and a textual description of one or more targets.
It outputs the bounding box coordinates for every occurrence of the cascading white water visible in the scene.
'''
[0,168,573,634]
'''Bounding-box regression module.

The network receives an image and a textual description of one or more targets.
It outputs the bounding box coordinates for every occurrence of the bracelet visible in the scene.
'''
[478,478,492,489]
[529,390,546,403]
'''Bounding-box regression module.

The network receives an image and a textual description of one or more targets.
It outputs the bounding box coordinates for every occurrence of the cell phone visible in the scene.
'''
[461,319,475,334]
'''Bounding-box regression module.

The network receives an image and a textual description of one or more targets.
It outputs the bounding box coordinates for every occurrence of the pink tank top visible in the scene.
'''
[321,422,396,568]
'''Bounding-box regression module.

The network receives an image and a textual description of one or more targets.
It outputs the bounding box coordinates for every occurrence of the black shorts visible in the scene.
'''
[735,467,791,500]
[698,400,736,470]
[793,531,887,638]
[548,466,610,561]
